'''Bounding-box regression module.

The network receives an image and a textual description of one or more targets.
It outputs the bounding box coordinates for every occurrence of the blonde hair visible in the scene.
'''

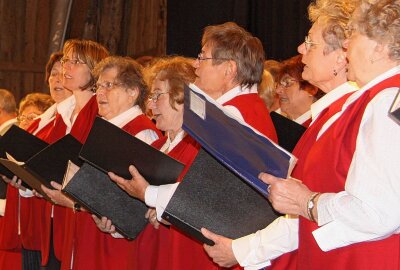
[19,93,54,115]
[144,56,196,110]
[258,71,275,110]
[309,0,358,53]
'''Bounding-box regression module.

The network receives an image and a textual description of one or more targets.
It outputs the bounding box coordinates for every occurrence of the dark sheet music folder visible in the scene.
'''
[0,134,83,199]
[270,111,306,152]
[389,88,400,125]
[182,85,296,197]
[79,117,184,184]
[162,148,280,245]
[63,162,148,240]
[0,125,48,179]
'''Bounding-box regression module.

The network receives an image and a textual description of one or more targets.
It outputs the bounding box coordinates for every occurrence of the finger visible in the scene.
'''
[145,209,152,219]
[201,228,218,244]
[108,172,127,188]
[128,165,140,179]
[50,181,62,190]
[110,225,116,233]
[92,215,100,224]
[258,172,279,185]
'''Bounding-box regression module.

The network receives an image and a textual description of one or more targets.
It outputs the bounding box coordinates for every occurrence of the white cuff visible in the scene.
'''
[144,185,158,208]
[19,188,34,198]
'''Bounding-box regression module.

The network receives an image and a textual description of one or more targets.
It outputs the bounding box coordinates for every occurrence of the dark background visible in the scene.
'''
[167,0,312,61]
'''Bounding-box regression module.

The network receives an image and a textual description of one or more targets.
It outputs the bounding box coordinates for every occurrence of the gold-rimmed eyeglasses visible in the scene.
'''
[304,35,320,51]
[94,81,125,92]
[148,92,169,102]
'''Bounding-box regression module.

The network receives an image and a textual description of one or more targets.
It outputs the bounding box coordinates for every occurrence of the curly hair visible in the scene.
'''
[144,56,196,111]
[309,0,358,54]
[19,93,55,115]
[93,56,148,112]
[352,0,400,61]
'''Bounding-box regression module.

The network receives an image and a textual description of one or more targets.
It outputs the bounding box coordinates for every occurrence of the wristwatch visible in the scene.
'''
[73,202,82,213]
[307,192,320,222]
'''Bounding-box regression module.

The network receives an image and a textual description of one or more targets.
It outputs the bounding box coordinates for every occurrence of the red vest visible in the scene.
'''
[70,114,161,270]
[40,96,98,267]
[223,93,278,143]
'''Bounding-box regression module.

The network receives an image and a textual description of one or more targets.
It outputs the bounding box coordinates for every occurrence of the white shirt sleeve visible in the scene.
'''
[232,216,299,270]
[144,183,180,220]
[135,129,159,145]
[0,199,6,216]
[313,89,400,251]
[19,188,34,198]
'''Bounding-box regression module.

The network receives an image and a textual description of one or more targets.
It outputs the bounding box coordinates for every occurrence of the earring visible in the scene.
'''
[333,69,337,76]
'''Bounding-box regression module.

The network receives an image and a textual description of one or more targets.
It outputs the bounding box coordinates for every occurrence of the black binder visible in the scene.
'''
[0,134,83,199]
[62,162,148,240]
[0,125,48,179]
[79,117,184,184]
[63,117,185,239]
[270,111,306,152]
[389,88,400,125]
[162,148,280,246]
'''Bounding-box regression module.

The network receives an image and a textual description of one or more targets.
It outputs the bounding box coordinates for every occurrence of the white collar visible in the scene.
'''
[56,95,76,128]
[294,110,311,125]
[106,105,144,128]
[160,129,186,153]
[310,82,358,124]
[0,118,18,133]
[216,84,258,105]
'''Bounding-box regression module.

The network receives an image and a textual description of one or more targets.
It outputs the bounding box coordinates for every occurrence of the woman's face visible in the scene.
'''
[96,67,137,120]
[18,105,43,130]
[298,20,343,90]
[61,50,92,92]
[148,78,183,133]
[346,30,377,87]
[276,75,312,118]
[48,61,72,103]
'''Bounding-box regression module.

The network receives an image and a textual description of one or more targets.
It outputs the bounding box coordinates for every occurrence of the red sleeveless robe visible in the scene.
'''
[70,114,161,270]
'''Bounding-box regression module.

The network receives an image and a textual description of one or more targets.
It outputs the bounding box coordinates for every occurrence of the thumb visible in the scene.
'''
[201,228,219,243]
[258,172,279,185]
[50,181,62,190]
[128,165,140,179]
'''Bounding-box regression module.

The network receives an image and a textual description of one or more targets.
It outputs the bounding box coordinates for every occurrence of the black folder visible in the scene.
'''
[62,162,148,240]
[162,148,280,246]
[63,117,185,239]
[79,117,184,184]
[0,125,48,179]
[270,111,307,152]
[0,178,6,199]
[0,134,82,199]
[389,88,400,125]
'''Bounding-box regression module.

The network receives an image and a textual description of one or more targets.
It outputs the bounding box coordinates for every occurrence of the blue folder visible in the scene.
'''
[183,84,296,197]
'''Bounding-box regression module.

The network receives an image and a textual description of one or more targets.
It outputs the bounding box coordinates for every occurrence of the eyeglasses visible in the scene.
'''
[197,53,229,62]
[148,92,168,102]
[304,35,320,51]
[94,81,125,92]
[60,57,86,66]
[17,113,39,123]
[277,78,298,88]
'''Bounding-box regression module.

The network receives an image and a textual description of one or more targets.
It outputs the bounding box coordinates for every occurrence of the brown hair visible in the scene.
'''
[145,56,196,110]
[93,56,148,112]
[309,0,358,54]
[0,89,17,114]
[202,22,265,88]
[352,0,400,61]
[277,55,319,96]
[45,52,63,85]
[19,93,55,115]
[62,39,109,90]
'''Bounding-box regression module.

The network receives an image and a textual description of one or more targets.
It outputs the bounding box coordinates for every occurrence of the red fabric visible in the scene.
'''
[20,117,56,251]
[269,92,353,270]
[70,113,160,270]
[0,248,22,270]
[39,96,98,267]
[301,118,312,128]
[223,93,278,143]
[290,75,400,270]
[0,185,21,251]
